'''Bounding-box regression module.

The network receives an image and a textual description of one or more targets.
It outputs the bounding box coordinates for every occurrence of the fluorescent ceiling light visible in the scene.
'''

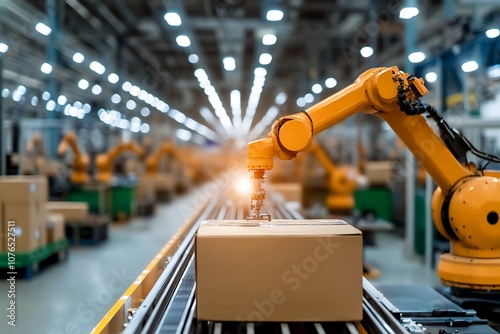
[204,85,216,96]
[78,79,89,90]
[304,93,314,103]
[141,123,150,134]
[486,28,500,39]
[122,81,132,91]
[262,34,277,45]
[89,61,105,75]
[185,118,198,131]
[72,52,84,63]
[275,92,287,105]
[312,84,323,94]
[266,9,284,21]
[164,12,182,26]
[188,54,199,64]
[251,86,263,94]
[223,57,236,71]
[46,100,56,111]
[461,60,478,73]
[145,94,154,104]
[12,92,22,102]
[130,85,140,97]
[325,77,337,88]
[0,43,8,53]
[111,93,121,104]
[360,46,374,58]
[41,63,53,74]
[253,76,265,87]
[57,95,67,105]
[296,97,306,108]
[139,90,148,100]
[408,51,426,63]
[36,23,51,35]
[92,84,102,95]
[259,53,272,65]
[108,73,119,84]
[487,65,500,79]
[425,72,438,83]
[194,69,208,79]
[126,100,137,110]
[254,67,267,77]
[77,109,85,119]
[176,129,192,141]
[16,85,26,95]
[230,90,241,109]
[176,35,191,47]
[399,7,419,19]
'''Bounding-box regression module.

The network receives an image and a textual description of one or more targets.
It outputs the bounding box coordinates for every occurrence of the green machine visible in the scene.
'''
[354,187,392,221]
[111,184,137,220]
[67,184,113,216]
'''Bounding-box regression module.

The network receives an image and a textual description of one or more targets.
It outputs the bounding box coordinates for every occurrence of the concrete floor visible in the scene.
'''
[0,192,199,334]
[0,193,442,334]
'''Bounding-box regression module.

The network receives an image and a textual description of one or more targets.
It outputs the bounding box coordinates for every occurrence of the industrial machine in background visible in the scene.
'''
[247,66,500,320]
[144,139,191,196]
[95,140,145,184]
[304,141,359,214]
[57,131,89,184]
[95,140,145,220]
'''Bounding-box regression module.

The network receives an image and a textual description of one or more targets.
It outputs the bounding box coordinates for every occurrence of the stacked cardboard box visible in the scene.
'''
[365,161,394,186]
[0,176,48,252]
[47,214,65,243]
[137,176,156,202]
[46,202,88,223]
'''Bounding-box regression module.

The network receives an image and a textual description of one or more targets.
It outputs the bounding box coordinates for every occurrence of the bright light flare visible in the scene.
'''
[235,176,252,196]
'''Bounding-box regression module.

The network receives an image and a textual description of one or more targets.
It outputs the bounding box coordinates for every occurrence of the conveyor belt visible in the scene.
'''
[104,184,498,334]
[120,187,408,334]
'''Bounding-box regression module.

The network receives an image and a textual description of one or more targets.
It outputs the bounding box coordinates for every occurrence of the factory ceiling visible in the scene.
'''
[0,0,498,143]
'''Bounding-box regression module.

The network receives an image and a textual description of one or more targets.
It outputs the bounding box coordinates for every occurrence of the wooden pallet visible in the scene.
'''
[0,239,69,279]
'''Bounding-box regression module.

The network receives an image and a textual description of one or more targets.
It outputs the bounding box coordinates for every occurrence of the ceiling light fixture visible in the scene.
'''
[262,34,277,45]
[41,63,53,74]
[72,52,84,63]
[176,35,191,47]
[164,12,182,26]
[36,23,51,35]
[266,9,284,22]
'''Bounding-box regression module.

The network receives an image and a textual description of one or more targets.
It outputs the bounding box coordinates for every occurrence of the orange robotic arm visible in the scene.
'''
[96,141,145,183]
[144,140,194,177]
[58,132,89,184]
[308,142,358,212]
[248,66,500,290]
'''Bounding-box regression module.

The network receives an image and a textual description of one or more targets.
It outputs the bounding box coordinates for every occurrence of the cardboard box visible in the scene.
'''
[196,219,363,322]
[47,214,65,243]
[46,202,89,222]
[364,161,394,186]
[0,203,4,252]
[0,175,48,202]
[3,203,41,252]
[137,177,156,201]
[37,201,47,248]
[153,175,175,191]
